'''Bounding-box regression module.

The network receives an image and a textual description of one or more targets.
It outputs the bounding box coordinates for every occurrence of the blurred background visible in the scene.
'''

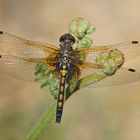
[0,0,140,140]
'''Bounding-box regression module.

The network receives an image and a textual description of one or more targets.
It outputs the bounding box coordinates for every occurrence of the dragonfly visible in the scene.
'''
[0,31,140,123]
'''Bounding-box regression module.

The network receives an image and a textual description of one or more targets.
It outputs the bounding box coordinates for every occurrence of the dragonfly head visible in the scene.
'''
[60,33,75,46]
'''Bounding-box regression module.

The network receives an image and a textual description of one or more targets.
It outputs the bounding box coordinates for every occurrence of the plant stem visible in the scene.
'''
[26,100,56,140]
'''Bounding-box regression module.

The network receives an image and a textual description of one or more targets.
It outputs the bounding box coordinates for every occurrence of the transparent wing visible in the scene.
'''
[74,41,140,64]
[0,55,37,82]
[0,31,60,82]
[108,41,140,61]
[71,41,140,79]
[76,50,140,87]
[81,67,140,88]
[0,31,59,57]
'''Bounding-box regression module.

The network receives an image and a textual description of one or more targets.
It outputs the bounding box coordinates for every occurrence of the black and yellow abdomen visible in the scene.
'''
[56,64,68,123]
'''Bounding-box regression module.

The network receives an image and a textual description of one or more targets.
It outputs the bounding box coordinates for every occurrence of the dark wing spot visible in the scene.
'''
[0,31,3,34]
[128,68,136,72]
[132,41,139,44]
[0,55,2,58]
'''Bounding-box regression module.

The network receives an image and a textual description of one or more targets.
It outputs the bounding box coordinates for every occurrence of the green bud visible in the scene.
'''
[95,49,124,75]
[77,37,93,48]
[69,18,95,39]
[86,26,96,34]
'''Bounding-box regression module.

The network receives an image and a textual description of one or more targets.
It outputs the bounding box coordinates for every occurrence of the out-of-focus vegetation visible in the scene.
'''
[0,0,140,140]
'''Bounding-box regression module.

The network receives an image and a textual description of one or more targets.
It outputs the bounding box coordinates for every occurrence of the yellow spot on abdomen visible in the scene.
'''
[61,77,65,84]
[58,102,63,108]
[62,65,66,69]
[60,86,64,92]
[59,94,63,100]
[60,70,67,76]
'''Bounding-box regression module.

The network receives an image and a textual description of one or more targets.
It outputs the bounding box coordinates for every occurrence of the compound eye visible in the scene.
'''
[69,36,75,45]
[60,33,75,45]
[60,35,65,43]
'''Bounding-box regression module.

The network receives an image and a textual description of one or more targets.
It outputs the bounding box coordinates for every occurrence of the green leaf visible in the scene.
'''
[75,72,107,91]
[65,72,79,100]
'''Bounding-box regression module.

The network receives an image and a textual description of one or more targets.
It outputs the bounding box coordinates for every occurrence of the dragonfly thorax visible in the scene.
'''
[58,34,76,65]
[59,49,72,64]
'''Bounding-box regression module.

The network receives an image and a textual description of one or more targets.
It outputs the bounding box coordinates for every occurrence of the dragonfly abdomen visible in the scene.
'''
[56,63,68,123]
